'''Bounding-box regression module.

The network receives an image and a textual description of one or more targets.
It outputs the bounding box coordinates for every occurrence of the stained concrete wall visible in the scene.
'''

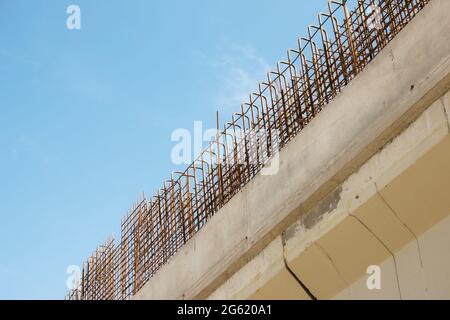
[135,0,450,300]
[209,92,450,300]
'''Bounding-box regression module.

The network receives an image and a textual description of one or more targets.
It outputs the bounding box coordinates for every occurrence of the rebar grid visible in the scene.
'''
[65,0,430,300]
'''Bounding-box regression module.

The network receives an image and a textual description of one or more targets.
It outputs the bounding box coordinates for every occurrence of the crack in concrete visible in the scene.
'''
[281,236,317,300]
[350,214,403,299]
[440,96,450,134]
[375,182,424,269]
[315,242,352,296]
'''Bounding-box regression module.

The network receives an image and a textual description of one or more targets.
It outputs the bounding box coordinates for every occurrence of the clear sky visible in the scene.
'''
[0,0,327,299]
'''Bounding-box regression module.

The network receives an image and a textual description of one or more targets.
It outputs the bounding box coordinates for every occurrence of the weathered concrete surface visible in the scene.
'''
[208,236,311,300]
[210,95,450,299]
[134,0,450,300]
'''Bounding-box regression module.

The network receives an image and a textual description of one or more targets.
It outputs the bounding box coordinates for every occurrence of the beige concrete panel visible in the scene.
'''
[353,257,400,299]
[332,287,352,300]
[335,96,449,222]
[287,243,348,299]
[442,91,450,128]
[333,257,400,300]
[208,237,297,300]
[352,194,414,253]
[317,216,391,284]
[418,214,450,299]
[395,240,428,299]
[282,193,350,264]
[248,268,310,300]
[379,136,450,235]
[370,98,450,191]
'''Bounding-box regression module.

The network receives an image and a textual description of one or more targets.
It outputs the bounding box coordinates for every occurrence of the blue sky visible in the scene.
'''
[0,0,326,299]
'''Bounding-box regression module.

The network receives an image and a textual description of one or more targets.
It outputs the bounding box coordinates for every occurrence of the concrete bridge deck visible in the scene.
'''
[135,0,450,300]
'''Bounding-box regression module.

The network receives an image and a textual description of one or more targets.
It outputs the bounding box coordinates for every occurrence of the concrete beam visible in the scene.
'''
[282,98,450,299]
[208,236,310,300]
[135,0,450,300]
